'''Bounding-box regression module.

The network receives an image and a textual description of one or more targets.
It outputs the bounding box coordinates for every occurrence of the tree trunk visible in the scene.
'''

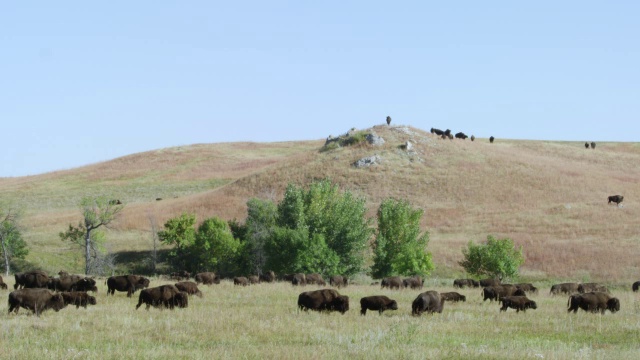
[1,237,9,276]
[85,229,92,275]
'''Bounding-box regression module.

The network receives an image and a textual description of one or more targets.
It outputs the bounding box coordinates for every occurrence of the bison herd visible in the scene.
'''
[3,271,635,318]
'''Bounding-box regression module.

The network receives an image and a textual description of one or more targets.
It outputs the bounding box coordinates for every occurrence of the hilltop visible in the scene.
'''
[1,125,639,281]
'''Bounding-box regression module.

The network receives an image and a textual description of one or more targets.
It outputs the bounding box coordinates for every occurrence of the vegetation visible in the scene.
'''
[0,201,29,276]
[59,196,124,275]
[371,198,434,278]
[459,235,525,281]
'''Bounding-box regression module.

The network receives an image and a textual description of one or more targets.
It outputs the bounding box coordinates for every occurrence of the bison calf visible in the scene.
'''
[360,296,398,315]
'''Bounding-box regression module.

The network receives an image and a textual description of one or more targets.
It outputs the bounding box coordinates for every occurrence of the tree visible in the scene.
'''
[59,196,124,275]
[158,213,197,272]
[371,198,434,278]
[459,235,525,281]
[235,198,277,275]
[0,202,29,276]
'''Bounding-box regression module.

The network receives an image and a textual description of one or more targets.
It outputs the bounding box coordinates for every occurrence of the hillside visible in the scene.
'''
[2,125,639,281]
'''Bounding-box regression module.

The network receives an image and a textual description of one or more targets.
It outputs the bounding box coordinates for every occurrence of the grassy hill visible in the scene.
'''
[2,125,639,282]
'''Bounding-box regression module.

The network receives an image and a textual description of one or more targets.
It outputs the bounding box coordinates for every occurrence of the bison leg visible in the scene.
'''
[360,307,367,316]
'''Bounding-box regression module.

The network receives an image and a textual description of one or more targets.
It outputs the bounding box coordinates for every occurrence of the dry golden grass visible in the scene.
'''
[1,125,639,281]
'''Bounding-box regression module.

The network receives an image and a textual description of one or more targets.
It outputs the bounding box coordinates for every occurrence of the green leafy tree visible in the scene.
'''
[158,213,197,272]
[371,198,434,278]
[236,198,278,275]
[264,228,339,275]
[0,203,29,276]
[459,235,525,281]
[59,196,123,275]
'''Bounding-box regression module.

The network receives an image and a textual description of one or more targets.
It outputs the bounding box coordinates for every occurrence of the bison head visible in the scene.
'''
[388,300,399,311]
[332,296,349,314]
[88,296,97,305]
[527,300,538,310]
[607,298,620,313]
[50,294,66,311]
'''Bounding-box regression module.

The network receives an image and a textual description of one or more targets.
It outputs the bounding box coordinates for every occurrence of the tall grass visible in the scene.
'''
[1,278,639,359]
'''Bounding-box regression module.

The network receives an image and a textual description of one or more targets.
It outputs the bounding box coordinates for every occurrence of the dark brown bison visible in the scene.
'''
[61,291,97,309]
[194,272,220,285]
[8,288,66,316]
[175,281,203,297]
[514,283,538,294]
[568,292,620,314]
[259,271,276,283]
[591,142,596,149]
[248,275,260,284]
[585,142,590,149]
[233,277,249,286]
[403,276,424,290]
[578,283,609,294]
[453,279,479,288]
[170,271,191,280]
[489,136,495,143]
[0,275,7,290]
[106,275,150,297]
[381,276,404,290]
[292,273,306,286]
[386,116,391,125]
[440,292,466,302]
[14,271,50,289]
[360,296,398,315]
[455,132,468,140]
[482,285,525,302]
[608,195,623,205]
[431,128,444,136]
[306,273,326,286]
[136,285,188,310]
[329,275,348,288]
[550,282,579,295]
[412,291,444,316]
[297,289,349,314]
[73,277,98,292]
[500,296,537,312]
[479,278,501,287]
[470,135,475,141]
[48,275,96,292]
[633,281,640,292]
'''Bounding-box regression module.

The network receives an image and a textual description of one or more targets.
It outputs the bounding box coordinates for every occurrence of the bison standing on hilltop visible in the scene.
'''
[412,291,444,316]
[360,296,398,315]
[608,195,623,205]
[106,275,150,297]
[298,289,349,314]
[8,288,66,316]
[490,136,495,143]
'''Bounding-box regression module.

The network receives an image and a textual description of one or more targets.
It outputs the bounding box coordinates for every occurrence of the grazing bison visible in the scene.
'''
[194,272,220,285]
[412,291,444,316]
[136,285,189,310]
[381,276,404,290]
[431,128,444,136]
[482,285,525,302]
[306,273,326,286]
[106,275,150,297]
[632,281,640,292]
[292,273,307,286]
[329,275,349,288]
[0,275,7,290]
[479,278,501,287]
[489,136,495,143]
[170,271,191,281]
[585,142,590,149]
[454,279,479,288]
[568,292,620,314]
[48,275,96,292]
[440,292,466,302]
[8,288,66,316]
[403,276,424,290]
[360,296,398,315]
[259,271,276,283]
[608,195,623,205]
[500,296,537,312]
[14,271,50,289]
[248,275,260,284]
[550,282,579,295]
[455,132,468,140]
[61,291,97,309]
[591,142,596,149]
[175,281,203,297]
[514,283,538,294]
[234,277,249,286]
[578,283,609,294]
[298,289,349,314]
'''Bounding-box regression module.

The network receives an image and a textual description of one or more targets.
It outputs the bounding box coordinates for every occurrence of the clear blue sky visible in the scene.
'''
[2,2,639,177]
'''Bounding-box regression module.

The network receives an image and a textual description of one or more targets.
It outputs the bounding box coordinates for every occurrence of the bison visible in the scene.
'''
[550,282,579,295]
[248,275,260,284]
[431,128,444,136]
[297,289,349,314]
[329,275,348,288]
[591,142,596,149]
[490,136,495,143]
[194,272,220,285]
[479,278,501,287]
[381,276,404,290]
[106,275,150,297]
[585,142,590,149]
[292,273,306,286]
[234,277,249,286]
[568,292,620,314]
[514,283,538,294]
[608,195,623,205]
[403,276,424,290]
[0,275,7,290]
[578,283,609,294]
[259,271,276,283]
[500,296,537,312]
[136,285,188,310]
[8,288,66,316]
[470,135,475,141]
[453,279,479,288]
[170,271,191,281]
[306,273,326,286]
[455,132,468,140]
[440,292,466,302]
[482,285,525,302]
[633,281,640,292]
[14,271,50,289]
[386,116,391,125]
[412,291,444,316]
[175,281,203,297]
[360,296,398,315]
[61,291,97,309]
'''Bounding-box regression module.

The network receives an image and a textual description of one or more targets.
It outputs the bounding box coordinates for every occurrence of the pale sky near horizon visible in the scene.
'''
[2,2,639,177]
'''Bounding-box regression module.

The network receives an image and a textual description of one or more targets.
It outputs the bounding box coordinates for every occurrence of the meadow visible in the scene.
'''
[1,277,639,359]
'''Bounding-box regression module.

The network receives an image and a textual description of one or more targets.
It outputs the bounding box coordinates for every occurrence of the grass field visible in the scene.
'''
[1,277,639,359]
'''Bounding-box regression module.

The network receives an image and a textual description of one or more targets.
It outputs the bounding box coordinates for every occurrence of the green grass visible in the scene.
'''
[1,278,639,359]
